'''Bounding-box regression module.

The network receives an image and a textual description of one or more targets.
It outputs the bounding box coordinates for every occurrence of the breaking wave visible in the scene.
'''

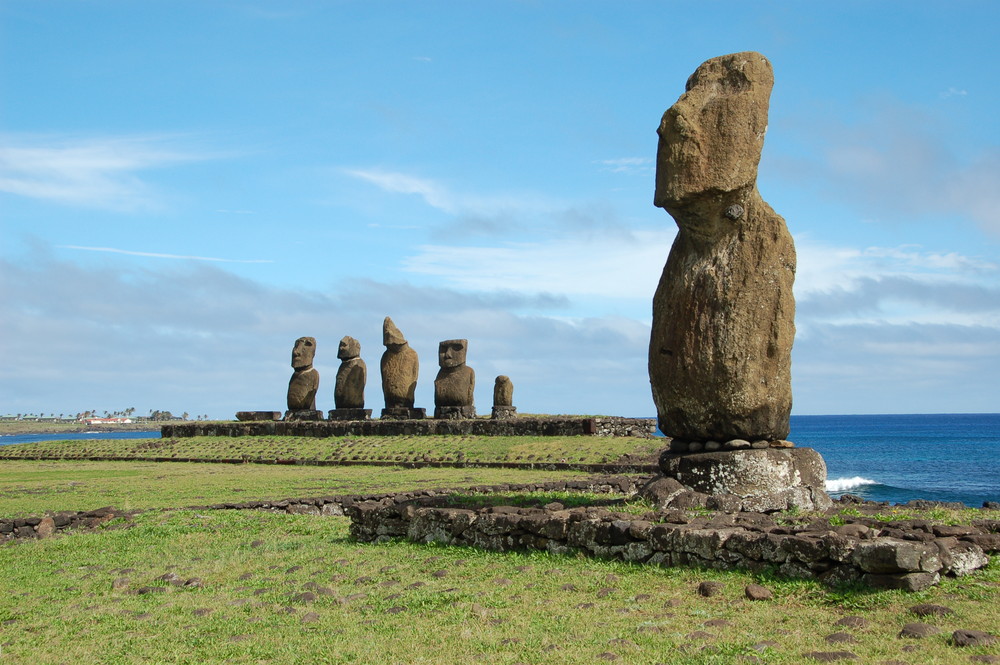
[826,476,879,493]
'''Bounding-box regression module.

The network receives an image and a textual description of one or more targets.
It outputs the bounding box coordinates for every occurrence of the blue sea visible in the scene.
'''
[790,413,999,508]
[1,415,998,507]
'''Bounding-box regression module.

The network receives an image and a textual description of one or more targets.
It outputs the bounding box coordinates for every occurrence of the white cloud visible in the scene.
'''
[0,134,213,211]
[58,245,273,264]
[403,228,673,300]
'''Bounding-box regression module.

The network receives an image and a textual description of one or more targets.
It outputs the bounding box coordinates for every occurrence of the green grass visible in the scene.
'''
[0,434,663,466]
[1,438,999,664]
[0,460,604,518]
[2,509,998,664]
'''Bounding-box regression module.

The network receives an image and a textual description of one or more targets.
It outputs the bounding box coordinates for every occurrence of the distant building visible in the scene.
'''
[81,417,132,425]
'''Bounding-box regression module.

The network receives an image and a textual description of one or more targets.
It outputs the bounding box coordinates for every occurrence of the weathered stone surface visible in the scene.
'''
[649,51,795,442]
[235,411,281,421]
[327,408,372,421]
[380,317,419,409]
[493,375,513,407]
[287,336,319,411]
[35,516,55,539]
[434,339,475,419]
[899,622,941,638]
[638,476,686,507]
[744,583,772,601]
[335,336,367,409]
[659,448,832,511]
[952,630,997,647]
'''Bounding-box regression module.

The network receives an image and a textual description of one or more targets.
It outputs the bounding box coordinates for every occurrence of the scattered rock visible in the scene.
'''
[385,606,406,614]
[698,581,724,597]
[952,630,997,647]
[910,603,953,617]
[192,608,212,617]
[112,577,130,591]
[970,656,1000,664]
[300,611,320,624]
[432,569,448,578]
[899,622,941,639]
[750,641,780,652]
[834,616,869,629]
[745,584,773,601]
[704,619,731,628]
[824,633,857,644]
[290,591,316,604]
[803,651,857,662]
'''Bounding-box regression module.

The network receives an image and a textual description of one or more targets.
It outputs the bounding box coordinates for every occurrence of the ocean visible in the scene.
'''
[1,415,997,507]
[790,413,999,508]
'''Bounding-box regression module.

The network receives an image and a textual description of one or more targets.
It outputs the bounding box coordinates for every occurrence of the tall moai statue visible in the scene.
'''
[649,52,795,442]
[286,336,323,420]
[491,375,517,420]
[329,335,371,421]
[434,339,475,419]
[380,317,424,419]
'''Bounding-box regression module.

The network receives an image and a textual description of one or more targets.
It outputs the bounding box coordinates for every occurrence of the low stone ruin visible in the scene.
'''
[346,487,999,592]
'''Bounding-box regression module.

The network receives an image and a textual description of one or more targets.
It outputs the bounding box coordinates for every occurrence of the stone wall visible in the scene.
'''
[346,495,999,592]
[162,416,657,439]
[0,506,130,543]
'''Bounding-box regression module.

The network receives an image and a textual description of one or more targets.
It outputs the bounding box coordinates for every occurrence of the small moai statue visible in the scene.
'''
[380,317,424,419]
[434,339,475,419]
[491,375,517,420]
[329,336,371,421]
[286,336,323,421]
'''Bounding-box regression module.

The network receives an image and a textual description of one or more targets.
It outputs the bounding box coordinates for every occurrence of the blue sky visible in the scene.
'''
[2,1,998,419]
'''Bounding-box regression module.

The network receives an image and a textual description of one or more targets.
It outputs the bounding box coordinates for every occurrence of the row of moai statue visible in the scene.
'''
[286,317,516,421]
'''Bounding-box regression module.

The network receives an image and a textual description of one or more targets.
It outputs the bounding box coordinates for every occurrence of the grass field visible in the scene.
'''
[0,434,664,466]
[1,436,998,664]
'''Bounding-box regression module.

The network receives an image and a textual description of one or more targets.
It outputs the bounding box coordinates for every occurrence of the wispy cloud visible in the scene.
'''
[596,157,653,174]
[940,87,968,99]
[403,228,673,300]
[342,167,556,221]
[773,99,1000,236]
[0,134,215,211]
[59,245,273,264]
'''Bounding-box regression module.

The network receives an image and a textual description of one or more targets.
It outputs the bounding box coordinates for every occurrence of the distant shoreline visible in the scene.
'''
[0,421,207,436]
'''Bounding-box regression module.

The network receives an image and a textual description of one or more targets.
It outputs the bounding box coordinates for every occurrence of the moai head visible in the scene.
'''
[291,337,316,370]
[383,317,407,348]
[654,52,773,217]
[438,339,468,369]
[338,336,361,361]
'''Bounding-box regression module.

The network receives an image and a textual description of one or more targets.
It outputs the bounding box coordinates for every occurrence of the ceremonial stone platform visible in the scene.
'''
[161,416,657,439]
[655,447,833,513]
[327,408,372,421]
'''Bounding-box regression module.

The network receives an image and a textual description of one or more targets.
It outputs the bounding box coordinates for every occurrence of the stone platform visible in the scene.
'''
[345,486,998,592]
[161,416,657,439]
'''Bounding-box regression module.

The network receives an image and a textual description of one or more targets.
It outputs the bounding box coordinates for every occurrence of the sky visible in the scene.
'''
[1,1,998,419]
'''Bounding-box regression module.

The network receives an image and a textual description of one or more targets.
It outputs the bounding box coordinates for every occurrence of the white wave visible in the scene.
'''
[826,476,879,492]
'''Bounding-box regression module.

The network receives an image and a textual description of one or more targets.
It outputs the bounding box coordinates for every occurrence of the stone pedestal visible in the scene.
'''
[435,406,476,420]
[658,447,832,512]
[327,408,372,421]
[284,410,324,421]
[235,411,281,421]
[491,406,517,420]
[380,407,426,420]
